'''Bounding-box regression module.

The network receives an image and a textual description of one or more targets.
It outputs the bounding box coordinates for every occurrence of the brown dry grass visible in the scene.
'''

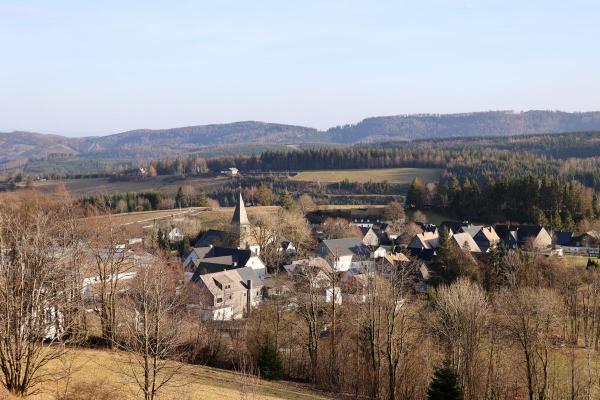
[25,348,330,400]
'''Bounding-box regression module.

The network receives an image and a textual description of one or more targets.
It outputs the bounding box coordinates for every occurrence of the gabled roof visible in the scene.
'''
[410,231,439,250]
[451,232,481,252]
[195,229,227,247]
[321,237,371,257]
[461,225,483,237]
[205,247,253,266]
[285,257,333,275]
[384,252,410,264]
[516,225,546,242]
[193,266,262,296]
[407,248,436,262]
[475,226,500,244]
[231,192,249,225]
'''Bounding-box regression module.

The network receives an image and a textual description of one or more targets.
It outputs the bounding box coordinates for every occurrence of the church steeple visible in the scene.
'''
[232,192,251,249]
[231,192,249,226]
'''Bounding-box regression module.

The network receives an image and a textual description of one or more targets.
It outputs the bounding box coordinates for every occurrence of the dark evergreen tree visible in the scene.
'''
[407,177,426,209]
[257,339,283,380]
[427,363,463,400]
[175,187,184,208]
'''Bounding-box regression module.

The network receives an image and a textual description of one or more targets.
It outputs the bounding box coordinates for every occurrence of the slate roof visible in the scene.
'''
[451,232,481,252]
[407,248,436,262]
[193,266,262,296]
[554,231,574,246]
[195,229,227,247]
[321,237,371,257]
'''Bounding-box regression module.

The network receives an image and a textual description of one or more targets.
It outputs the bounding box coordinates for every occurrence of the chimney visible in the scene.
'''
[246,279,252,317]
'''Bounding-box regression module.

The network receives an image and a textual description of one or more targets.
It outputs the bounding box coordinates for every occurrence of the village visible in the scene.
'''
[108,192,600,322]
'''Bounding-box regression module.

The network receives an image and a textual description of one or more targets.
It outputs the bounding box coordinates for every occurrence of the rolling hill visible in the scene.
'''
[3,111,600,171]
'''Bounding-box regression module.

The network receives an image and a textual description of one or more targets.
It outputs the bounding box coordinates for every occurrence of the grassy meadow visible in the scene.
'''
[20,348,330,400]
[290,168,442,184]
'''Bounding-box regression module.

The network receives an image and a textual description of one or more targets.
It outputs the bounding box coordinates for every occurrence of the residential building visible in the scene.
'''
[191,266,263,321]
[316,237,372,271]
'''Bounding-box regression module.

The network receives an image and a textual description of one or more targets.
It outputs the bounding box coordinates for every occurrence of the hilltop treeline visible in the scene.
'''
[407,174,598,228]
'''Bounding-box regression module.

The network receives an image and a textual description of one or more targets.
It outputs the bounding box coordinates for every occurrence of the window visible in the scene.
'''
[216,297,222,303]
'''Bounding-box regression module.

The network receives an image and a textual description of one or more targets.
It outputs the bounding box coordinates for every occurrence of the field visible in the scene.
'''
[19,348,330,400]
[32,175,231,197]
[290,168,442,184]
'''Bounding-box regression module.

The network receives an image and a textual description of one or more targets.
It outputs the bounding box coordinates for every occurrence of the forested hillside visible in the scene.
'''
[327,110,600,143]
[3,111,600,171]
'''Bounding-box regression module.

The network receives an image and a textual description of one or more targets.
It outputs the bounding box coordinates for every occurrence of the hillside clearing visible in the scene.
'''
[25,348,330,400]
[290,168,442,184]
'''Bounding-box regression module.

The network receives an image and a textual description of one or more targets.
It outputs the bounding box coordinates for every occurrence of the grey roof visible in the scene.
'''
[235,266,263,288]
[195,229,226,247]
[194,266,262,296]
[554,231,573,246]
[322,237,371,257]
[231,192,250,225]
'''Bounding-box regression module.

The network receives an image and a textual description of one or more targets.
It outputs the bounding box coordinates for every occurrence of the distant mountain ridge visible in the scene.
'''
[3,111,600,164]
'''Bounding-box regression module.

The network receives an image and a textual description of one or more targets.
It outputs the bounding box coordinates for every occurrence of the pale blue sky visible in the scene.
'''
[1,0,599,136]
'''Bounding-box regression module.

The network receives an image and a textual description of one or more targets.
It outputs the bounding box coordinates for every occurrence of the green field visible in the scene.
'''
[290,168,442,184]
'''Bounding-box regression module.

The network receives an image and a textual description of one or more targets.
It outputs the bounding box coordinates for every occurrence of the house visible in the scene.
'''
[262,275,293,298]
[450,232,481,253]
[220,167,239,176]
[350,207,385,228]
[316,237,372,272]
[360,226,381,247]
[407,231,439,250]
[472,226,501,252]
[372,245,390,259]
[407,248,436,263]
[284,257,334,289]
[191,266,263,321]
[188,246,266,280]
[496,225,553,250]
[556,231,600,255]
[183,246,212,270]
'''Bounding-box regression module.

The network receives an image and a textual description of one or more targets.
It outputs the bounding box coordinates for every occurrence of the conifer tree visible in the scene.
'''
[257,339,283,380]
[427,363,463,400]
[175,187,184,208]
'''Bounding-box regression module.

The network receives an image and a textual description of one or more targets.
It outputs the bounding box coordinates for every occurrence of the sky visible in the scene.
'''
[1,0,600,137]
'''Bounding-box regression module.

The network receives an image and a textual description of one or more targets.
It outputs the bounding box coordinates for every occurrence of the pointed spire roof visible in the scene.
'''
[231,192,249,225]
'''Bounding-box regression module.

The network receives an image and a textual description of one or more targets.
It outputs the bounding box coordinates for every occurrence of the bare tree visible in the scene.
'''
[291,260,328,383]
[430,278,489,398]
[496,287,565,400]
[0,200,80,396]
[297,194,317,215]
[87,214,133,346]
[120,255,185,400]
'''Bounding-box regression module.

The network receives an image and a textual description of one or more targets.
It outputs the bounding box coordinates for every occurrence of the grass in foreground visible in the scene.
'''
[26,348,330,400]
[290,168,442,184]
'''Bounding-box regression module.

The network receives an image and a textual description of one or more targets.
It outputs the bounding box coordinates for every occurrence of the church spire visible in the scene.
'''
[231,192,249,226]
